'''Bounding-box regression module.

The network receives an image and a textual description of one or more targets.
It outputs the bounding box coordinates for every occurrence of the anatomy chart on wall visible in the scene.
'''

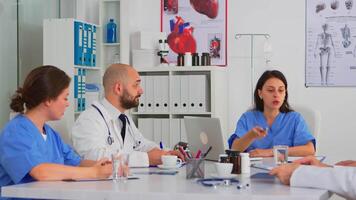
[161,0,227,66]
[306,0,356,86]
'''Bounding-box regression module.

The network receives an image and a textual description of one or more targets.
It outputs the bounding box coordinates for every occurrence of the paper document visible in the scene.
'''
[63,176,139,182]
[251,163,274,171]
[288,156,326,162]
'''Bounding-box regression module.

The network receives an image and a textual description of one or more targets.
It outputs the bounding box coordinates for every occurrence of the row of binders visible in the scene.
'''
[138,118,187,149]
[138,75,208,113]
[74,68,86,112]
[74,21,97,67]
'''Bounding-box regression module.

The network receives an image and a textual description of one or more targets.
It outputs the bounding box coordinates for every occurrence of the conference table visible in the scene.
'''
[2,160,330,200]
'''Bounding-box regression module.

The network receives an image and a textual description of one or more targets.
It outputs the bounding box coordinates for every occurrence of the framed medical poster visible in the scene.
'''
[161,0,227,66]
[306,0,356,86]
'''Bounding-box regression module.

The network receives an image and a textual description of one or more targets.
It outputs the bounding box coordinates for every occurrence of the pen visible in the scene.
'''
[195,150,202,158]
[203,146,212,158]
[160,141,163,150]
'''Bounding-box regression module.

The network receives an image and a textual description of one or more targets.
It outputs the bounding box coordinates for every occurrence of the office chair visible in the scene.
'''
[293,105,321,146]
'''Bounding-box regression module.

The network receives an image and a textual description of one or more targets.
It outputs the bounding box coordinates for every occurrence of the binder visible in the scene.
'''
[82,23,88,66]
[171,75,181,113]
[180,75,189,113]
[74,68,79,112]
[161,75,169,113]
[161,119,170,148]
[171,119,181,148]
[153,76,162,112]
[180,119,187,142]
[145,76,154,112]
[74,21,84,65]
[84,23,91,66]
[77,69,83,111]
[197,75,208,112]
[153,119,162,144]
[138,118,154,141]
[138,76,146,112]
[188,75,199,112]
[92,25,97,66]
[81,69,86,110]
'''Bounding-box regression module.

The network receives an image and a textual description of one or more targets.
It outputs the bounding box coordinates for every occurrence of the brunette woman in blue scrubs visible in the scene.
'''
[228,70,315,157]
[0,66,112,196]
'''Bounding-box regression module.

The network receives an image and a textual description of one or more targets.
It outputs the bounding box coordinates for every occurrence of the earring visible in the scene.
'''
[260,96,263,100]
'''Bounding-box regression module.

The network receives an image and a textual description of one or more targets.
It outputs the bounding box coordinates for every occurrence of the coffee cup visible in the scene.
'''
[161,155,182,167]
[215,162,233,177]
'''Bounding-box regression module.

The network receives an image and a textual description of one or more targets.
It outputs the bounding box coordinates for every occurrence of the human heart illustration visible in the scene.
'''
[167,16,197,54]
[190,0,219,19]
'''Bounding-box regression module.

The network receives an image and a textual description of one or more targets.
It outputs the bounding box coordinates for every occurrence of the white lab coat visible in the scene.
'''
[71,98,158,167]
[291,165,356,200]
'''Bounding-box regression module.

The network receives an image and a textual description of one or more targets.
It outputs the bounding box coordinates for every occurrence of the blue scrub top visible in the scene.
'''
[228,110,315,151]
[0,115,81,195]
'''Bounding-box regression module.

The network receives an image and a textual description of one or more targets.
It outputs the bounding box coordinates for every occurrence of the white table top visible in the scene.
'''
[2,161,330,200]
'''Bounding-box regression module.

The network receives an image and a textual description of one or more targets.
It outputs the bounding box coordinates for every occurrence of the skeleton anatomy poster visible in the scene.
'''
[306,0,356,86]
[161,0,227,66]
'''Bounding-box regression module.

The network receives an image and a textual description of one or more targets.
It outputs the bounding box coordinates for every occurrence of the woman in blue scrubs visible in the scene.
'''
[0,66,112,192]
[228,70,315,157]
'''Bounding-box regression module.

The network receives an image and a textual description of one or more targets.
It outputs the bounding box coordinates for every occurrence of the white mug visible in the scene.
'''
[161,155,182,167]
[215,162,233,177]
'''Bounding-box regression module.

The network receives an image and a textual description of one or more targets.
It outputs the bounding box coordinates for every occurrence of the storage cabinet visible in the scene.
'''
[131,66,228,149]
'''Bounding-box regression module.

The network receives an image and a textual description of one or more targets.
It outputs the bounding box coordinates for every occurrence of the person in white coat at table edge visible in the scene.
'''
[271,156,356,200]
[72,63,184,166]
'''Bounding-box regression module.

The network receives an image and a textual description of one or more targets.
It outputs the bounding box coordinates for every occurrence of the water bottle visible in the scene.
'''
[106,19,117,43]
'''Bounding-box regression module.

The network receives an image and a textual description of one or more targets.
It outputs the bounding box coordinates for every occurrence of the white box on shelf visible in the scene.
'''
[131,31,167,50]
[132,49,159,69]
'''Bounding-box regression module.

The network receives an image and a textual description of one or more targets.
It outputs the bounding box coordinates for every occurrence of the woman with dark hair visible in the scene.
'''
[228,70,315,157]
[0,66,112,192]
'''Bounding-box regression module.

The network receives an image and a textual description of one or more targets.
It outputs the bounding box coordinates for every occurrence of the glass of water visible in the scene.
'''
[273,145,288,165]
[111,153,129,181]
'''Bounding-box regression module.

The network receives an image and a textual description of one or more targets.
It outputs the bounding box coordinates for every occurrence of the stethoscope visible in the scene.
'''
[92,104,141,149]
[196,178,240,187]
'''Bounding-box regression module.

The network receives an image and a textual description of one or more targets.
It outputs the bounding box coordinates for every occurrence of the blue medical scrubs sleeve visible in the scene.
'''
[292,113,316,148]
[228,113,249,149]
[49,127,81,166]
[0,127,46,184]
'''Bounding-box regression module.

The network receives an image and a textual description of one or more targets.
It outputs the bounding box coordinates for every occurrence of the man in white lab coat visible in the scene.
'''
[270,156,356,199]
[72,63,183,166]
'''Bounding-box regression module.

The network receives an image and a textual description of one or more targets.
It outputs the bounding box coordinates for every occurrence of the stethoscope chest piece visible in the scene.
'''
[107,136,114,145]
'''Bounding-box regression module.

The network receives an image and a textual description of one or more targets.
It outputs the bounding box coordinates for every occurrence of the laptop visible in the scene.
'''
[184,117,226,161]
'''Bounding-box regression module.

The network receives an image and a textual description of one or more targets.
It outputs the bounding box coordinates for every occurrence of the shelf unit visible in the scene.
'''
[131,66,228,149]
[43,18,102,145]
[99,0,129,68]
[43,1,130,145]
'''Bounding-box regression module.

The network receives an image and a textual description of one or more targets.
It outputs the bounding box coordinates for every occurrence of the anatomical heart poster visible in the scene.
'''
[161,0,227,66]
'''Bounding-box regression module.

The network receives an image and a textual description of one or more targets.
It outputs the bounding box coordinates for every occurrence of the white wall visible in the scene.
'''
[18,0,59,84]
[0,0,17,128]
[126,0,356,164]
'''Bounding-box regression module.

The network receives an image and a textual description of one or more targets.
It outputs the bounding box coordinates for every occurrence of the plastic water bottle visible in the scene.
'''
[106,19,117,43]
